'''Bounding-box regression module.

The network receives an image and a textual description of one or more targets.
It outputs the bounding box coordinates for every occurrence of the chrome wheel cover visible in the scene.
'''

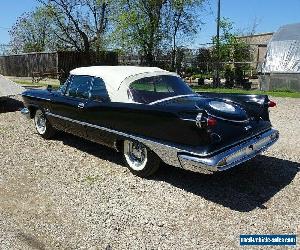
[34,111,47,135]
[124,140,148,171]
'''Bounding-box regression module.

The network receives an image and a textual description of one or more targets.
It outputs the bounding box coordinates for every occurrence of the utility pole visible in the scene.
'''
[215,0,221,87]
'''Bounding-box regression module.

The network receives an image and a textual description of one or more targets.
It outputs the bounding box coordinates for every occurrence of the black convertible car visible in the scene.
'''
[21,66,279,177]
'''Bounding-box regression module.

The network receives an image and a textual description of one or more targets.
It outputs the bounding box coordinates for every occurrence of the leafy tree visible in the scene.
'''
[9,7,52,53]
[114,0,204,66]
[167,0,204,71]
[211,18,251,83]
[211,18,251,63]
[114,0,167,66]
[194,47,211,72]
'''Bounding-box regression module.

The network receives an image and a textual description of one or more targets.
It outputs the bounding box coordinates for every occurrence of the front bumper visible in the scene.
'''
[178,129,279,174]
[20,107,31,119]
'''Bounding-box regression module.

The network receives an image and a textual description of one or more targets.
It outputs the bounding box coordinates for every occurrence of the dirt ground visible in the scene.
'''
[0,96,299,249]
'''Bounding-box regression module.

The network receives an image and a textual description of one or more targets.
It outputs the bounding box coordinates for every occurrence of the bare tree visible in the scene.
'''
[37,0,111,55]
[84,0,110,53]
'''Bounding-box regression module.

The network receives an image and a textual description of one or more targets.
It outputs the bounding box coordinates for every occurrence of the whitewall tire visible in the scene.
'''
[34,109,56,139]
[123,140,160,177]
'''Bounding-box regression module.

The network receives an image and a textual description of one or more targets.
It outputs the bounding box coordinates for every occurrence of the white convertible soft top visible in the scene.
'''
[70,66,177,102]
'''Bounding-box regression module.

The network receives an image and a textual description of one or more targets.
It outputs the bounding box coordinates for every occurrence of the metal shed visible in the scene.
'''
[259,23,300,91]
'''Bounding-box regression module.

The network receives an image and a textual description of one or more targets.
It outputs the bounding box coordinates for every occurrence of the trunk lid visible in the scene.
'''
[155,94,272,153]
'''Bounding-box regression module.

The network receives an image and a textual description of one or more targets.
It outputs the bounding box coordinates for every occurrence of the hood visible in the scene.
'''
[22,89,52,99]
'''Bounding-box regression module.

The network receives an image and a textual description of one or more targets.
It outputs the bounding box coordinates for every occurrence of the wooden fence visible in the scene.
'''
[0,52,57,77]
[0,51,118,81]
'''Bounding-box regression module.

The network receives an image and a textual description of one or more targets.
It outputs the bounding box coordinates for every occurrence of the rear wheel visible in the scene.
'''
[123,140,160,177]
[34,109,56,139]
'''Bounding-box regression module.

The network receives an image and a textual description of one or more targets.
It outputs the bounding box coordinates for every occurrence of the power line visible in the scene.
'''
[0,26,10,30]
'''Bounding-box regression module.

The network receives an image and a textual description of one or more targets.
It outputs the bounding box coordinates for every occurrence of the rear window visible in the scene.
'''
[129,75,193,104]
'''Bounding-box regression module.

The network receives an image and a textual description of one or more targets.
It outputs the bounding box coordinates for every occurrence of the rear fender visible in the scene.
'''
[197,92,271,121]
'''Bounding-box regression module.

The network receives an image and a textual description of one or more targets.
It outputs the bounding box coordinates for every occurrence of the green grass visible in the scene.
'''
[83,175,101,184]
[14,80,60,88]
[192,86,300,98]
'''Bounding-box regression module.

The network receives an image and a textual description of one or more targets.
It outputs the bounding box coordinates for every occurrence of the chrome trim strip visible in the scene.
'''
[149,94,199,105]
[22,94,51,101]
[180,118,197,122]
[181,113,249,123]
[207,112,250,123]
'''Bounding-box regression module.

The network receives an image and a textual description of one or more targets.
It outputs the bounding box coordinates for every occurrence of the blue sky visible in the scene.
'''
[196,0,300,46]
[0,0,37,43]
[0,0,300,46]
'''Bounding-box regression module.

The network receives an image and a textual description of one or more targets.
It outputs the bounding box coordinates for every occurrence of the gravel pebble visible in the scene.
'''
[0,96,299,249]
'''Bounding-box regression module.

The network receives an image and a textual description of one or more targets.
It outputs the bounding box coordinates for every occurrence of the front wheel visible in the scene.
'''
[34,109,56,139]
[123,140,160,177]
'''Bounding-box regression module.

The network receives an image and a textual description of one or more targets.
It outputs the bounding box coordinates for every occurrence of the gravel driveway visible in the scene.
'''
[0,96,299,249]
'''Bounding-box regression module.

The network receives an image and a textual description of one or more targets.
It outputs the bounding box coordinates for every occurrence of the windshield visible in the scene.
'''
[128,75,194,104]
[57,75,73,95]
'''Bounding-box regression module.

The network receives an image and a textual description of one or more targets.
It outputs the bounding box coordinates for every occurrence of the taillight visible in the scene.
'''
[195,113,217,128]
[268,100,276,107]
[207,117,217,127]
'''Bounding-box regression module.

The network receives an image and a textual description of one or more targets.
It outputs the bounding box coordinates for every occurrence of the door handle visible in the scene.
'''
[78,103,85,109]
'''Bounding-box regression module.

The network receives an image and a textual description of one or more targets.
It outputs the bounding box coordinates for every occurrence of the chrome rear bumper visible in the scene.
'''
[178,129,279,174]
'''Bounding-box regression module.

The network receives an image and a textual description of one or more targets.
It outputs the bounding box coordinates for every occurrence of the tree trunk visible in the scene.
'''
[144,51,154,66]
[171,34,176,71]
[81,32,91,65]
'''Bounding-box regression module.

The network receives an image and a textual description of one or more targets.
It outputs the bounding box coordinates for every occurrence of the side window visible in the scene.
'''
[90,77,110,102]
[66,75,92,99]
